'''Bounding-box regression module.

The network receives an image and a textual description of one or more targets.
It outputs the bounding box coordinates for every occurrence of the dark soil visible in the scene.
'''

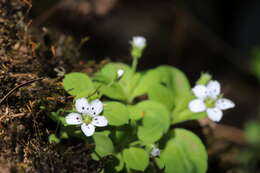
[0,0,101,172]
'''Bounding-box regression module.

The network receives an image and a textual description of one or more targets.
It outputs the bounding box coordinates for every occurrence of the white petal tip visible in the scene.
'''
[207,80,221,98]
[89,99,103,116]
[117,69,124,78]
[150,148,160,157]
[81,124,95,137]
[192,85,208,99]
[216,98,235,110]
[207,108,223,122]
[92,116,108,127]
[65,113,82,125]
[132,36,146,48]
[189,99,206,113]
[75,98,90,114]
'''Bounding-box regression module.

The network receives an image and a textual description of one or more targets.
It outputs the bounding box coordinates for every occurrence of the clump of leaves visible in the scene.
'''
[48,36,223,173]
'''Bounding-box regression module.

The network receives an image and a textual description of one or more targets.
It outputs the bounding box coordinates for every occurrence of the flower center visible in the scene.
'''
[204,98,216,108]
[83,115,92,124]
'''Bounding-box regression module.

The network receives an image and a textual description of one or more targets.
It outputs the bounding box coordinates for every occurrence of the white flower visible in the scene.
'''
[65,98,108,137]
[117,69,124,78]
[132,36,146,49]
[150,147,160,157]
[189,80,235,122]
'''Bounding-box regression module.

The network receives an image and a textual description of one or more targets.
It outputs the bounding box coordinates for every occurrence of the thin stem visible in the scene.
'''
[131,57,138,73]
[0,78,44,104]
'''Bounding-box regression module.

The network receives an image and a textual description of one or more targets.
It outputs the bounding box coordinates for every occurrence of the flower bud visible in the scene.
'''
[117,69,124,78]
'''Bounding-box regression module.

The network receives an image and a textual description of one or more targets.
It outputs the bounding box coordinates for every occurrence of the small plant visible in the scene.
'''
[49,36,235,173]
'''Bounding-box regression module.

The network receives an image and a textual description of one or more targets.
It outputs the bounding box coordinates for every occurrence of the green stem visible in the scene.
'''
[131,57,138,73]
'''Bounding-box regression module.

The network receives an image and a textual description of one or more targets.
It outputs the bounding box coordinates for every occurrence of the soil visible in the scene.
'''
[0,0,101,172]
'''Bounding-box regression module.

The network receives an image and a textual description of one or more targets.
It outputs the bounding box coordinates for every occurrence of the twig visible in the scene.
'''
[0,78,44,105]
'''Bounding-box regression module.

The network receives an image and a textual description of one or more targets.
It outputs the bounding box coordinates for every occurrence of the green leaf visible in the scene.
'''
[127,105,143,120]
[172,109,207,124]
[155,157,165,170]
[137,101,170,143]
[123,147,149,171]
[94,63,132,83]
[251,48,260,80]
[196,73,212,85]
[156,66,191,107]
[103,102,130,126]
[49,111,66,125]
[98,82,127,101]
[63,72,93,97]
[115,153,125,172]
[245,121,260,145]
[162,128,208,173]
[94,63,133,101]
[93,133,114,157]
[48,134,60,144]
[130,69,161,99]
[148,83,175,110]
[138,126,162,144]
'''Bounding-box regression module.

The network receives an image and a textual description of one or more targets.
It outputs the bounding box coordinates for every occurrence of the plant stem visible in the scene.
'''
[131,57,138,73]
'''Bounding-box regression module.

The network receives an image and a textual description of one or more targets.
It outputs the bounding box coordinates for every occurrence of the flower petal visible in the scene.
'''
[150,148,160,157]
[133,36,146,49]
[117,69,124,78]
[75,98,90,114]
[81,123,95,137]
[192,85,208,99]
[89,99,103,116]
[207,107,223,122]
[216,98,235,110]
[189,99,206,112]
[91,116,108,127]
[207,80,221,98]
[65,113,82,125]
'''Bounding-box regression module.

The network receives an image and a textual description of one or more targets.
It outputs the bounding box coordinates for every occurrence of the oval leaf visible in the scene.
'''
[103,102,130,126]
[130,69,161,99]
[162,128,208,173]
[63,72,93,97]
[93,133,114,157]
[157,66,191,108]
[137,101,170,143]
[99,83,127,101]
[127,105,143,120]
[148,83,175,111]
[123,147,149,171]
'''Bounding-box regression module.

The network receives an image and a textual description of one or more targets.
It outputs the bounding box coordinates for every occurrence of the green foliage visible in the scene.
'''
[172,109,207,125]
[251,48,260,80]
[245,121,260,146]
[148,83,175,110]
[156,66,191,107]
[103,101,130,126]
[94,63,132,101]
[161,129,208,173]
[196,73,212,85]
[137,101,170,144]
[127,105,143,120]
[48,134,60,144]
[93,132,114,157]
[49,38,221,173]
[63,72,93,98]
[130,69,161,100]
[240,120,260,172]
[123,147,149,171]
